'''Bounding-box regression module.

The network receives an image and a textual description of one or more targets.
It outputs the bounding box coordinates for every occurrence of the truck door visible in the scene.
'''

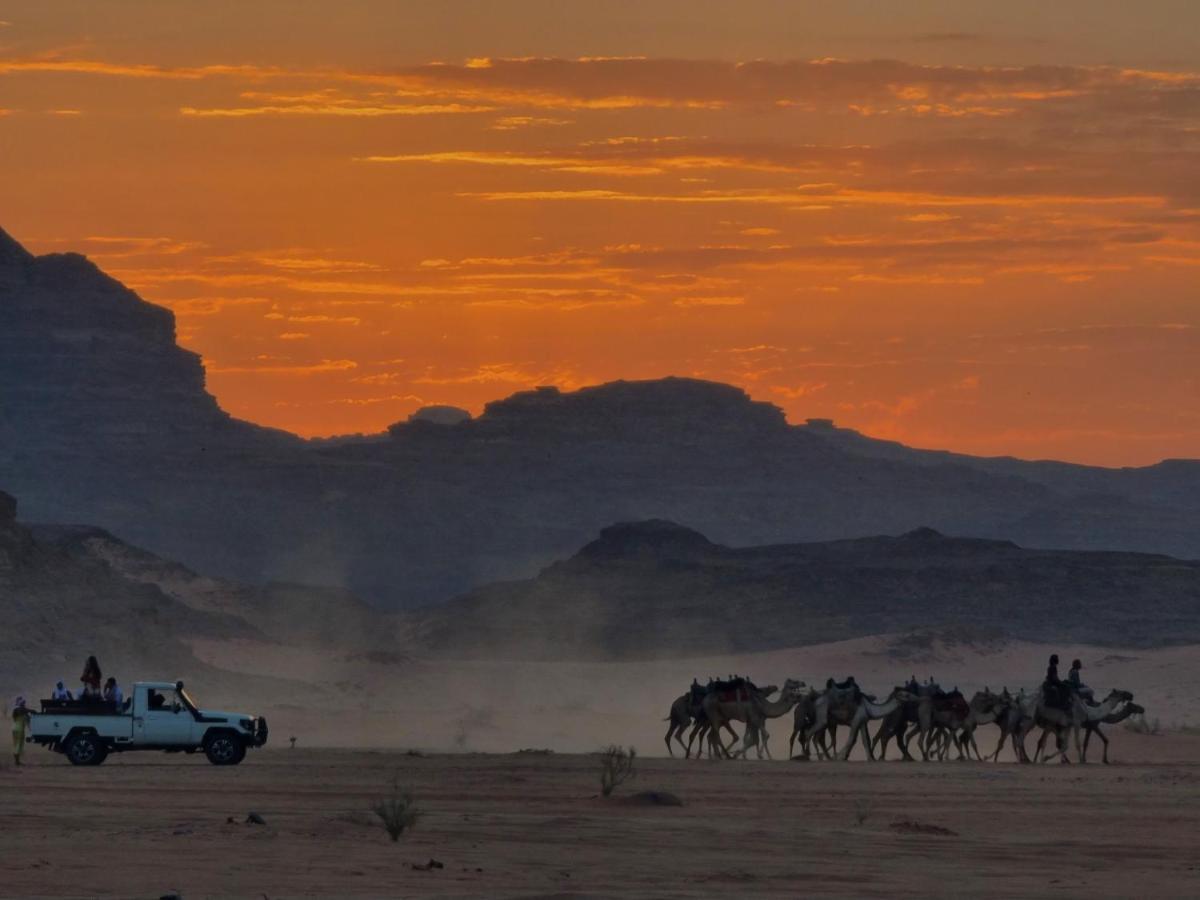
[134,688,194,746]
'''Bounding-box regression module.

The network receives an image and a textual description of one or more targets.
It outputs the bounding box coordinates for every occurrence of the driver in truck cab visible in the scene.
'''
[147,689,165,710]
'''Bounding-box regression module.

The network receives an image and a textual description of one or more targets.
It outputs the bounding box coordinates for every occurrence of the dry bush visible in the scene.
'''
[853,798,872,827]
[372,776,421,842]
[599,745,637,797]
[1124,715,1161,736]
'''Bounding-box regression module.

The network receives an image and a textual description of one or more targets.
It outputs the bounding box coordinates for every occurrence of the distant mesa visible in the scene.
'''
[412,520,1200,660]
[407,405,472,426]
[573,519,715,563]
[477,376,788,435]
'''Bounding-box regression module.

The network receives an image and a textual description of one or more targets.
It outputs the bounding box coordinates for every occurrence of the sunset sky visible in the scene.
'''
[2,1,1198,465]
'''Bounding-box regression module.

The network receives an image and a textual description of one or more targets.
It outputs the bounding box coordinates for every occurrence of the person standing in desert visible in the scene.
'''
[11,697,32,766]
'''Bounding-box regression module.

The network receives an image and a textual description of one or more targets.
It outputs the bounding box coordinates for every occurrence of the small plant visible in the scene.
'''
[599,744,637,797]
[289,736,297,749]
[372,776,421,842]
[1124,715,1161,736]
[853,798,872,827]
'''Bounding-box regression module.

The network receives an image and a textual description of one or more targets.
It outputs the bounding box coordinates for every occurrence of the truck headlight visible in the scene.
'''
[240,718,254,731]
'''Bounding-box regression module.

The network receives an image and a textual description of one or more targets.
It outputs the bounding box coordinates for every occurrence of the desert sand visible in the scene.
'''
[3,735,1200,899]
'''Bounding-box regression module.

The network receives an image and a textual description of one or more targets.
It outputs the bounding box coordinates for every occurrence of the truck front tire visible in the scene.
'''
[64,733,108,766]
[204,732,247,766]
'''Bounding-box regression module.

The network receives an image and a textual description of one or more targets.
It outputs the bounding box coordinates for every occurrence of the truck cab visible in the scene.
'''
[30,680,268,766]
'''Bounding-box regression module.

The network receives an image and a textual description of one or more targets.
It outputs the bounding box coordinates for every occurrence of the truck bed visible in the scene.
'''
[39,699,125,716]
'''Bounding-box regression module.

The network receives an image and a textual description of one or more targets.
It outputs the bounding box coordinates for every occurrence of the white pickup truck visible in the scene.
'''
[28,680,268,766]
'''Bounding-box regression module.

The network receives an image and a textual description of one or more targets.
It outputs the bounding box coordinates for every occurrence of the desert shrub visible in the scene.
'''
[599,745,637,797]
[1124,715,1161,736]
[853,798,872,827]
[372,776,421,842]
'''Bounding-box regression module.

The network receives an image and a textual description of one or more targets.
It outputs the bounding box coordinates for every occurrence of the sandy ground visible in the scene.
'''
[3,734,1200,899]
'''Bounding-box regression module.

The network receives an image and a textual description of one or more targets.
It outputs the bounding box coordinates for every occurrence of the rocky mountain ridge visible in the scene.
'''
[1,226,1198,607]
[411,520,1200,660]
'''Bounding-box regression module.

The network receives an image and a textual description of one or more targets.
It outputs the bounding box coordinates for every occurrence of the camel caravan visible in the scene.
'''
[664,656,1142,764]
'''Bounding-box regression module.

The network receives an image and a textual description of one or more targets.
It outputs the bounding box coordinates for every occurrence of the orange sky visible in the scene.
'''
[2,1,1198,465]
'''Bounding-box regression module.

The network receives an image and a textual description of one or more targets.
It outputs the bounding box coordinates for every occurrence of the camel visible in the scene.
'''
[1080,701,1143,764]
[688,683,779,759]
[1032,691,1138,763]
[1017,688,1133,763]
[801,681,916,761]
[788,687,837,760]
[956,688,1015,761]
[664,690,711,758]
[800,682,862,760]
[902,688,975,761]
[703,679,805,759]
[837,688,920,760]
[872,682,942,761]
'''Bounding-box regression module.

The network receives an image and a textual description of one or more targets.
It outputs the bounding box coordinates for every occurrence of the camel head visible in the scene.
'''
[1126,702,1145,716]
[1105,688,1134,705]
[780,678,806,699]
[757,684,780,697]
[891,688,920,704]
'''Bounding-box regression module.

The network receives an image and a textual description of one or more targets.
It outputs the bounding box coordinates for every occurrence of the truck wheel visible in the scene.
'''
[65,733,108,766]
[204,733,247,766]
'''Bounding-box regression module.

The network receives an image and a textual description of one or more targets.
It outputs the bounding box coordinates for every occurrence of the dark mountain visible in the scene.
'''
[410,520,1200,660]
[1,226,1198,607]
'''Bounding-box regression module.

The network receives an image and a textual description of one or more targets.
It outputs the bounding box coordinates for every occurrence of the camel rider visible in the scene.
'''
[1067,659,1094,702]
[1043,653,1067,709]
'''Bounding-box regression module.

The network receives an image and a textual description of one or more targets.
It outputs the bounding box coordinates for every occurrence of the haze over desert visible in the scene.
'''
[3,2,1200,898]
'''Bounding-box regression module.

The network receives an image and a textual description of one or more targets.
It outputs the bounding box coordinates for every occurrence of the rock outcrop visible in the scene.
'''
[411,521,1200,660]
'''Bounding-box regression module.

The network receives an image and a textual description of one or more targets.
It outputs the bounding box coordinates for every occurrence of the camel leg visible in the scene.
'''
[664,722,677,757]
[874,725,891,760]
[992,722,1011,762]
[1034,728,1050,763]
[1096,727,1110,764]
[686,721,706,758]
[896,724,915,761]
[789,724,801,759]
[721,722,740,756]
[759,723,772,760]
[903,724,923,761]
[1013,723,1032,763]
[838,723,859,761]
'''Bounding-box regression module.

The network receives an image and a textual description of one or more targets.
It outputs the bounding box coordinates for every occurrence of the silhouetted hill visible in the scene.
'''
[0,487,398,687]
[410,521,1200,660]
[1,227,1198,607]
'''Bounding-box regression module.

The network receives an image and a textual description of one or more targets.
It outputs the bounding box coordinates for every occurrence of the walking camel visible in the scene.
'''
[703,679,805,759]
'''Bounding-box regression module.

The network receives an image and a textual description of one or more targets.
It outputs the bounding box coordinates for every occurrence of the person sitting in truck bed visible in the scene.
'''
[51,680,73,701]
[80,655,102,699]
[102,677,124,709]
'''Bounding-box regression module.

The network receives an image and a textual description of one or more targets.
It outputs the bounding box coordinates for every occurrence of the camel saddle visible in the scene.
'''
[934,691,969,719]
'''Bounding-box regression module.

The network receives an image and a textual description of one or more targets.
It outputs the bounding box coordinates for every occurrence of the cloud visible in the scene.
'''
[181,102,493,117]
[911,32,986,43]
[207,358,358,374]
[673,295,746,307]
